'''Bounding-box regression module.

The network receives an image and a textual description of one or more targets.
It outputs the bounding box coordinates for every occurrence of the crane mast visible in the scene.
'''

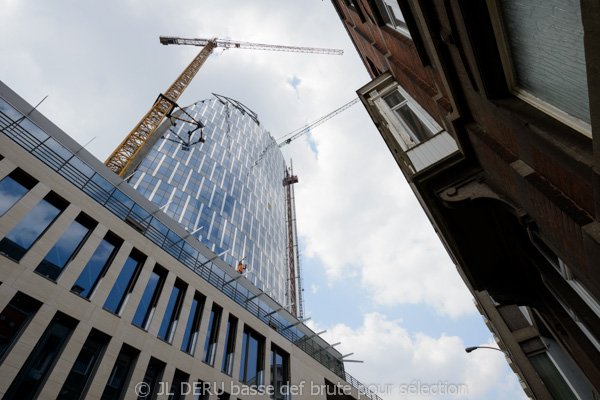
[105,36,343,176]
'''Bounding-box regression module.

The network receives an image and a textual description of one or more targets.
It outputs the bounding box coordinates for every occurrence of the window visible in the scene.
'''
[221,315,238,376]
[194,381,211,400]
[132,266,167,330]
[270,345,290,400]
[529,352,580,400]
[71,232,122,299]
[138,357,165,400]
[0,292,42,360]
[202,303,222,366]
[383,89,438,145]
[101,344,139,400]
[35,213,96,281]
[168,369,190,400]
[0,192,68,261]
[530,232,600,321]
[0,169,37,217]
[374,0,410,36]
[556,260,600,321]
[489,0,590,135]
[103,250,146,316]
[157,280,187,343]
[4,312,77,400]
[239,326,265,387]
[216,391,230,400]
[58,329,109,400]
[181,292,205,355]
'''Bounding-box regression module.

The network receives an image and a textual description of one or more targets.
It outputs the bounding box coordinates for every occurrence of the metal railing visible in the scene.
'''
[0,99,383,400]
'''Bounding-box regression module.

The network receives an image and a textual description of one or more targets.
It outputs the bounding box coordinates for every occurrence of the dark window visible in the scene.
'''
[71,232,122,299]
[57,329,110,400]
[138,357,165,400]
[383,90,437,144]
[132,266,167,330]
[4,312,77,400]
[202,304,222,366]
[103,250,146,315]
[0,169,37,217]
[181,292,205,355]
[0,192,68,261]
[270,345,290,400]
[221,315,238,376]
[157,280,187,343]
[35,213,96,281]
[216,391,230,400]
[168,369,190,400]
[0,292,42,360]
[239,326,265,386]
[100,344,139,400]
[193,381,211,400]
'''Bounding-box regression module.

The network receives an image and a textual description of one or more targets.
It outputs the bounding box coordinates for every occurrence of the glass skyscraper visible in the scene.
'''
[129,94,290,304]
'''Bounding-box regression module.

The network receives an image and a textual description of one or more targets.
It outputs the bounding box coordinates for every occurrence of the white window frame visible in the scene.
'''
[370,82,443,150]
[374,0,411,37]
[486,0,591,137]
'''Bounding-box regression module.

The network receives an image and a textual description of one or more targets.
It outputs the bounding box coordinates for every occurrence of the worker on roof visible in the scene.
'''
[237,260,244,274]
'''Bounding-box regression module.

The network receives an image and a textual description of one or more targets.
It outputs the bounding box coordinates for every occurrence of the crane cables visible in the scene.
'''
[275,97,359,147]
[248,98,360,174]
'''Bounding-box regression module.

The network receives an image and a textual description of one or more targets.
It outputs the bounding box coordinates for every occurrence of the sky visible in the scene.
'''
[0,1,527,399]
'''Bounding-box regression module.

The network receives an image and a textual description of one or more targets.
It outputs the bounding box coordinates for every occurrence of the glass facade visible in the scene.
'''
[202,303,222,366]
[132,267,167,330]
[103,250,145,315]
[71,232,121,298]
[0,293,41,360]
[157,280,186,343]
[101,344,138,400]
[130,96,288,304]
[0,169,37,217]
[221,315,238,376]
[239,326,265,387]
[58,329,109,399]
[4,313,77,400]
[270,345,290,400]
[0,192,67,261]
[35,213,95,281]
[181,292,205,355]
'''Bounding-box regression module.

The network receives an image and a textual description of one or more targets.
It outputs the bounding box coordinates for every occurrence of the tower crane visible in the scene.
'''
[276,97,359,148]
[252,97,360,168]
[104,36,343,176]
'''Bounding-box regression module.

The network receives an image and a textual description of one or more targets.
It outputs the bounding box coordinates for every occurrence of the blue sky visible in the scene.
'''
[0,0,528,398]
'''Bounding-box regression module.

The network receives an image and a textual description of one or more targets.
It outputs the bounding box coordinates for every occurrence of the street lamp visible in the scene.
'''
[465,346,504,353]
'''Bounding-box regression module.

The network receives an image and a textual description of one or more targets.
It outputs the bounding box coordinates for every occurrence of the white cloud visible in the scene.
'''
[309,313,528,400]
[290,107,474,317]
[311,283,319,294]
[0,0,501,394]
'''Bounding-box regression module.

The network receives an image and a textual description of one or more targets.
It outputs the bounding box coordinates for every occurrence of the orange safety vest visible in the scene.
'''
[237,262,244,273]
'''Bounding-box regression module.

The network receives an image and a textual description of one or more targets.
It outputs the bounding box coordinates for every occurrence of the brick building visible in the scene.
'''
[332,0,600,398]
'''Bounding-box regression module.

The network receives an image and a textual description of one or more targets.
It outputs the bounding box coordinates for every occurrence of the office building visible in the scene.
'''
[332,0,600,398]
[0,81,374,400]
[124,94,296,311]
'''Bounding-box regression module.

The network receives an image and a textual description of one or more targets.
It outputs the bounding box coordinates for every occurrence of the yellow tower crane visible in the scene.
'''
[104,36,343,176]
